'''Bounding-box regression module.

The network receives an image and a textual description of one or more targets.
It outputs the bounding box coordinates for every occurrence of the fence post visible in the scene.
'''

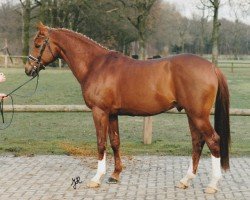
[59,59,62,69]
[4,54,8,68]
[231,62,234,73]
[143,116,153,144]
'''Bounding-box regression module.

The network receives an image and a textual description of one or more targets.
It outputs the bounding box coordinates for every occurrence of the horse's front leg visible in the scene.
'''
[107,115,123,184]
[87,107,109,188]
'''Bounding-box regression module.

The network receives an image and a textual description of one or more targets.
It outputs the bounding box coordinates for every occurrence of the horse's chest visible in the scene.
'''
[83,85,116,110]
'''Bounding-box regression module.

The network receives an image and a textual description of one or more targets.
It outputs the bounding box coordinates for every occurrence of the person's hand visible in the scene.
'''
[0,93,8,99]
[0,73,6,83]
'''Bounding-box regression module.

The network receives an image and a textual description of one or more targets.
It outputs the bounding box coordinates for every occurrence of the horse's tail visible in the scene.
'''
[214,67,230,170]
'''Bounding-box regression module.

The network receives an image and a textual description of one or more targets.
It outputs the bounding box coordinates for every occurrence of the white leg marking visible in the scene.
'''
[91,152,106,184]
[180,159,196,186]
[208,155,222,189]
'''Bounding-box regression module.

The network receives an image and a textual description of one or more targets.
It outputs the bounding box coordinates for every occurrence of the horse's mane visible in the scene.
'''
[53,27,109,51]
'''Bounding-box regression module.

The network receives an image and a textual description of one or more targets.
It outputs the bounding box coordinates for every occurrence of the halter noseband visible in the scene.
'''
[28,29,55,76]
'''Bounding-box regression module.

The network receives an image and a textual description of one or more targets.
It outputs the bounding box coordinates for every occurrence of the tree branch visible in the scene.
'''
[200,0,214,9]
[31,4,40,10]
[106,8,119,13]
[34,0,42,6]
[19,0,25,8]
[127,17,137,28]
[14,8,22,16]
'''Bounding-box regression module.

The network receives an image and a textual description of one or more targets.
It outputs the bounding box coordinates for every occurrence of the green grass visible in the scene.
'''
[0,67,249,157]
[0,68,83,105]
[222,68,250,109]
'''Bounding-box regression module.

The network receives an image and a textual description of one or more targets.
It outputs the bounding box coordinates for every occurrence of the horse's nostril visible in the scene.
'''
[31,69,38,78]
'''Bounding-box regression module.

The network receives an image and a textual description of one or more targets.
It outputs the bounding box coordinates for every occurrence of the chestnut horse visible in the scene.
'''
[25,23,230,193]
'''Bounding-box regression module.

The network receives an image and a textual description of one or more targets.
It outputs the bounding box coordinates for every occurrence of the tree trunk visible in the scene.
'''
[211,0,220,65]
[138,39,146,60]
[199,8,206,56]
[51,0,58,27]
[39,0,47,23]
[22,0,31,63]
[180,32,185,53]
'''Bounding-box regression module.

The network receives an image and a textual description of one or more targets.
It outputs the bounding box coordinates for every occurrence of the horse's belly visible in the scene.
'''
[118,97,174,116]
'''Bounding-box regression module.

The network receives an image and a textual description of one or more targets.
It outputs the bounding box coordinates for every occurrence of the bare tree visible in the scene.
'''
[200,0,221,65]
[117,0,158,60]
[228,0,250,58]
[229,0,250,19]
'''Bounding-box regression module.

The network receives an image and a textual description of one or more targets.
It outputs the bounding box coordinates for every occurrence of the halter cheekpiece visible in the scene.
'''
[28,28,55,76]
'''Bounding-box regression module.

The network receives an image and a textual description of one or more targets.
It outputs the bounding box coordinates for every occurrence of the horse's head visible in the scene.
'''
[25,22,59,77]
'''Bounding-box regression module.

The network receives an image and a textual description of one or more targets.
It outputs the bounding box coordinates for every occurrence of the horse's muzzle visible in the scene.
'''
[25,64,38,77]
[30,68,39,78]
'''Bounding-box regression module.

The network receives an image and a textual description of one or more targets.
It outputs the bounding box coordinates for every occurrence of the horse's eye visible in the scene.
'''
[35,43,41,48]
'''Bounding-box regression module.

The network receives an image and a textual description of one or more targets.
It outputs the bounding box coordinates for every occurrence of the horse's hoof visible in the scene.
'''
[176,182,188,189]
[86,181,100,188]
[205,186,218,194]
[106,177,119,184]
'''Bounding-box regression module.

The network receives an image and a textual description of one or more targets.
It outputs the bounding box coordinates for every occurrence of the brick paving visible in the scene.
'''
[0,155,249,200]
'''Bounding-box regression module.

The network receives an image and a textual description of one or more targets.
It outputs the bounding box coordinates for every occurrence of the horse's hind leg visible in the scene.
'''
[107,115,123,184]
[177,116,205,189]
[188,115,222,193]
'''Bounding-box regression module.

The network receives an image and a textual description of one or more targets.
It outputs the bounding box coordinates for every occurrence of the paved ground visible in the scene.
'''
[0,155,249,200]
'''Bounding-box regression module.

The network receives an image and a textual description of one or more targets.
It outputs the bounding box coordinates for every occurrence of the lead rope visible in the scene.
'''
[0,95,14,130]
[0,98,4,123]
[0,74,39,130]
[6,74,39,97]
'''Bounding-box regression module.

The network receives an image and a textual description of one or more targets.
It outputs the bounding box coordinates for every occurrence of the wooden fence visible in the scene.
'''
[3,104,249,144]
[3,104,250,116]
[219,61,250,72]
[4,105,250,116]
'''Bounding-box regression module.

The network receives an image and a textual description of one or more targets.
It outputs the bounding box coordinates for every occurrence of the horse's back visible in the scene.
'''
[111,53,218,116]
[85,53,219,117]
[117,56,176,115]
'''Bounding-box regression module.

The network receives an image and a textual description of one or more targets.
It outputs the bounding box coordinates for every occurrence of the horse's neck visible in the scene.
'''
[54,30,108,83]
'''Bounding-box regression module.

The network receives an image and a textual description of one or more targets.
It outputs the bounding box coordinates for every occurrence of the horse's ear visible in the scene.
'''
[37,22,48,35]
